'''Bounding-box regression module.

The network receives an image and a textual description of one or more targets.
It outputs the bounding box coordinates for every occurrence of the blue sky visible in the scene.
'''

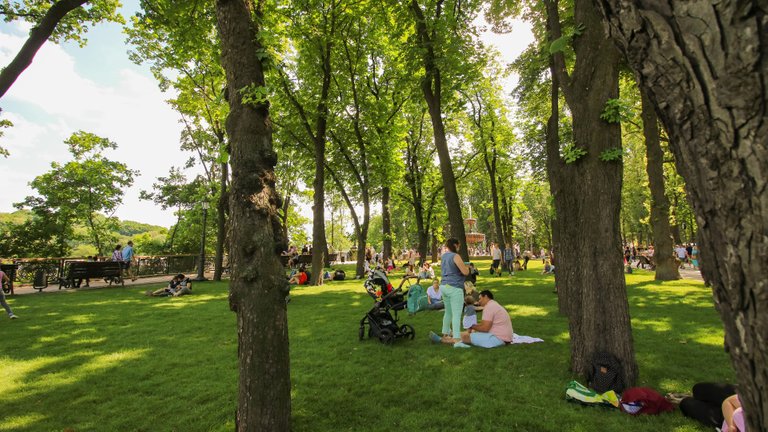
[0,0,187,228]
[0,3,532,230]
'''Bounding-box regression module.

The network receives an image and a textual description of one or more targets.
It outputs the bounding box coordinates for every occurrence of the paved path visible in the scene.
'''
[7,272,214,296]
[678,267,704,282]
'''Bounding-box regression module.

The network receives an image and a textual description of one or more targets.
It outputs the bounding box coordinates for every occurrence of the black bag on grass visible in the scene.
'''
[333,269,346,281]
[587,351,626,394]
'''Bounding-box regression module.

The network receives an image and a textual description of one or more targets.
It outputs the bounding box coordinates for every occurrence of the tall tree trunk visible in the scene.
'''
[214,160,229,281]
[215,0,290,430]
[382,186,392,261]
[311,148,327,285]
[498,176,513,245]
[431,229,439,263]
[166,210,181,252]
[483,151,504,244]
[409,0,468,261]
[310,37,334,286]
[640,88,679,281]
[544,50,567,317]
[545,0,637,386]
[597,3,768,429]
[280,194,290,247]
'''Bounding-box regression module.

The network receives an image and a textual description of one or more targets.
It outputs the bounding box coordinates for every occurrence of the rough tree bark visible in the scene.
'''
[409,0,468,260]
[640,88,679,281]
[544,49,568,317]
[215,0,291,430]
[596,2,768,430]
[545,0,638,386]
[214,159,229,281]
[382,186,392,261]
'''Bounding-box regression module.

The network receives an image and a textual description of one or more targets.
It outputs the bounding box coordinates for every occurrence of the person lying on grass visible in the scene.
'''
[430,290,513,348]
[146,274,192,297]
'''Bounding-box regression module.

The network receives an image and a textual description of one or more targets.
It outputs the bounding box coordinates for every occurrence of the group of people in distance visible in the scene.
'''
[428,238,514,349]
[624,243,700,271]
[488,242,537,276]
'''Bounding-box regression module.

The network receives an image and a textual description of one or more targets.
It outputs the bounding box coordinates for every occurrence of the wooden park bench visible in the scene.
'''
[58,261,124,290]
[636,255,656,270]
[296,254,313,266]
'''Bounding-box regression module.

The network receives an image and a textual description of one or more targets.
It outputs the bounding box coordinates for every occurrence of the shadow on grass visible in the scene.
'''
[1,270,728,431]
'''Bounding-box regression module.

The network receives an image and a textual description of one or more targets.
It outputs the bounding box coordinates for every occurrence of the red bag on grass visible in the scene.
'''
[619,387,675,415]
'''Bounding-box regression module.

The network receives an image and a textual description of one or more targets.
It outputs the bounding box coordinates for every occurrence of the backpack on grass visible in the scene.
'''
[333,269,346,281]
[587,351,626,395]
[406,284,428,315]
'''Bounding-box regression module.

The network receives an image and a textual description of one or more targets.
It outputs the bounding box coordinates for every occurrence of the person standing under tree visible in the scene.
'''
[490,243,502,276]
[504,243,515,276]
[429,238,470,348]
[122,241,137,282]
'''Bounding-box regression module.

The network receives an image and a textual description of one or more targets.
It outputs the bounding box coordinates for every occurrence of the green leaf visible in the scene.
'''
[599,147,624,162]
[561,143,587,164]
[549,36,569,54]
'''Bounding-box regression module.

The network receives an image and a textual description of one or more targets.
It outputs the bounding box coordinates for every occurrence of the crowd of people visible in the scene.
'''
[623,242,701,270]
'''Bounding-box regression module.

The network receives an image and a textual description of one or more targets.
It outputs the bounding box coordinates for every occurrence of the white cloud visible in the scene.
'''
[0,26,189,227]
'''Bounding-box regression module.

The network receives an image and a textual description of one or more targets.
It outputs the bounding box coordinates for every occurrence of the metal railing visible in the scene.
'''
[0,254,214,286]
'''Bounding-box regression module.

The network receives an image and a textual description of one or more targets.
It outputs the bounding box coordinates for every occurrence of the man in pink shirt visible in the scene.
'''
[461,290,513,348]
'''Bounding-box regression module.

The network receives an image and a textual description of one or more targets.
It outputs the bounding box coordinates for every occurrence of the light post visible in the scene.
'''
[194,202,209,281]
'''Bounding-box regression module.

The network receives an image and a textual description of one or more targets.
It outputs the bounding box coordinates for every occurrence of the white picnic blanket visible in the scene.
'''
[511,334,544,344]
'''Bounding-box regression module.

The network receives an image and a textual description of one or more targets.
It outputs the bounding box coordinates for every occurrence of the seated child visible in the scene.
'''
[542,260,555,274]
[462,295,478,330]
[385,258,395,273]
[289,265,309,285]
[513,259,523,272]
[146,274,192,297]
[464,282,480,305]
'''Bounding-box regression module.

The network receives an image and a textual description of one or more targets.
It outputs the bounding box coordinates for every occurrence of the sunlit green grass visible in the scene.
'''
[1,261,732,431]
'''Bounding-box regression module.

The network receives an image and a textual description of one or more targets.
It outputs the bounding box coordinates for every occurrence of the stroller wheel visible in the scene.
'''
[400,324,415,340]
[379,328,394,345]
[358,325,365,341]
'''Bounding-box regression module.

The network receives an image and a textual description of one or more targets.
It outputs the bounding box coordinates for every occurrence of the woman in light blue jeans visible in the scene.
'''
[437,238,470,348]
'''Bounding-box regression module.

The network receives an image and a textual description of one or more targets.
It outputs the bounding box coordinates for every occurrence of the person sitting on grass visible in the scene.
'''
[430,290,513,348]
[426,278,444,310]
[405,264,417,278]
[466,262,479,286]
[542,259,555,274]
[146,274,192,297]
[417,262,434,280]
[288,265,309,285]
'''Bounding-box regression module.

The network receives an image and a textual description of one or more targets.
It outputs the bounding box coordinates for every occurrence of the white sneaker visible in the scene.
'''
[9,313,18,319]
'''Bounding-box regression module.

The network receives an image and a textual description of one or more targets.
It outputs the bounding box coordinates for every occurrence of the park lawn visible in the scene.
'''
[0,261,733,431]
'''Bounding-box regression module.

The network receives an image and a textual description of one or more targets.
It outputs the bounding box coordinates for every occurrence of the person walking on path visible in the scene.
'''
[1,270,18,319]
[122,241,137,282]
[429,238,470,348]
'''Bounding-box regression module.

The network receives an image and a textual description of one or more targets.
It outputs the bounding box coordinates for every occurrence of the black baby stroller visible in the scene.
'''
[359,270,415,344]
